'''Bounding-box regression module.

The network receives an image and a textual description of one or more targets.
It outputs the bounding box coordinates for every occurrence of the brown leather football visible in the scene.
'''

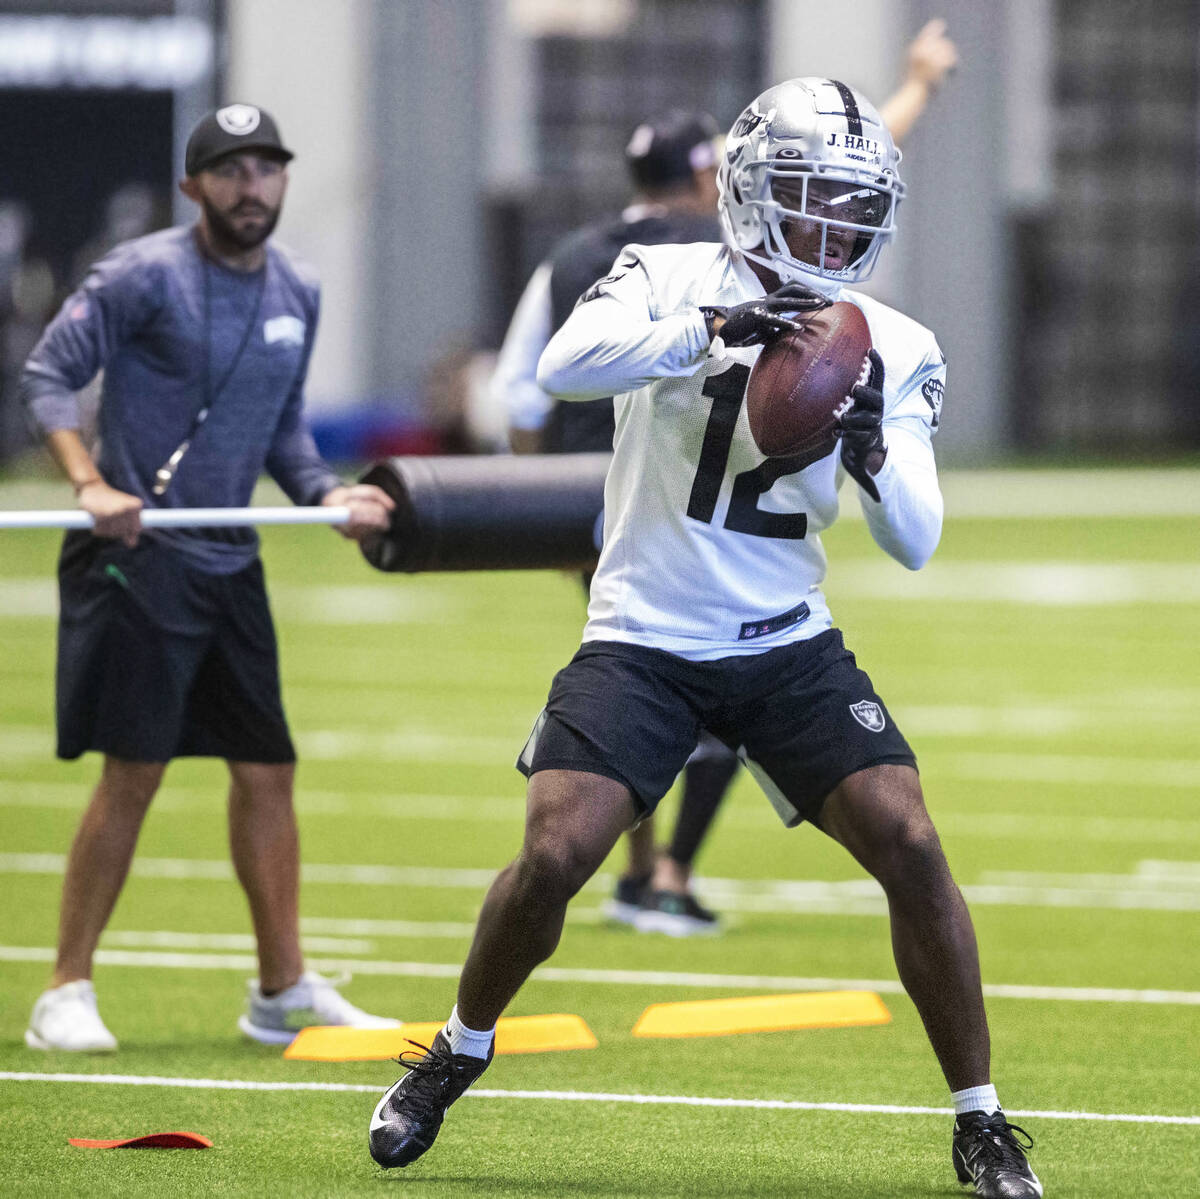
[745,301,872,458]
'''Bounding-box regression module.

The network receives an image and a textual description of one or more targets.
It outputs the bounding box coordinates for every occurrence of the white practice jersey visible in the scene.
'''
[537,242,946,660]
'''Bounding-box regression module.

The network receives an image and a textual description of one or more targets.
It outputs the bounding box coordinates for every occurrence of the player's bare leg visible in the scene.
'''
[369,769,636,1168]
[52,756,166,986]
[227,760,303,994]
[815,762,989,1091]
[457,769,637,1028]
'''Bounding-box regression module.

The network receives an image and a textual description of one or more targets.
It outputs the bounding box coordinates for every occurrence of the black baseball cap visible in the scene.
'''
[185,104,294,176]
[625,110,721,189]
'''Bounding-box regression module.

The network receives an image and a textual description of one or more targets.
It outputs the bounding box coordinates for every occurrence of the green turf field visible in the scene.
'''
[1,470,1197,1198]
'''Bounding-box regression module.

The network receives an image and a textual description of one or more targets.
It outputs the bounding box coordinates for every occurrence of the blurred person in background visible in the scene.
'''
[69,181,168,290]
[0,200,32,462]
[370,71,1042,1199]
[20,103,398,1053]
[489,18,959,940]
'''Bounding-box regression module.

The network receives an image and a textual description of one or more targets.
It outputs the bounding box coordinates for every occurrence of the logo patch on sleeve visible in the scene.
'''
[921,377,944,429]
[849,700,885,732]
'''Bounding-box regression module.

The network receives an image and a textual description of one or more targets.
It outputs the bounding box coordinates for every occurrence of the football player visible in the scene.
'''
[489,18,961,939]
[369,78,1040,1199]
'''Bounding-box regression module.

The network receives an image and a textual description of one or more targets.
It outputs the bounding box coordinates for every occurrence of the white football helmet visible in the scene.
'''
[718,78,904,286]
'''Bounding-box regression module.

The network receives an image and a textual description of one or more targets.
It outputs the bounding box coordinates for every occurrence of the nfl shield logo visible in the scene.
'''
[849,701,885,732]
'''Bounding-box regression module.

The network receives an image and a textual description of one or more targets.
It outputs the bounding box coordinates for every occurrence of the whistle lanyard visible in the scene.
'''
[152,250,267,496]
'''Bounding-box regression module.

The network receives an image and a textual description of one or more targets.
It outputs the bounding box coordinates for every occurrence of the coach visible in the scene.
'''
[20,104,396,1051]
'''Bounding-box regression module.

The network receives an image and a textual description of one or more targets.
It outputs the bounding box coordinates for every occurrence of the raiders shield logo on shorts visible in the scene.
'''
[849,700,885,732]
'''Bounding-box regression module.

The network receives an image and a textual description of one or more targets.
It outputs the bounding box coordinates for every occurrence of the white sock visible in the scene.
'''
[443,1005,494,1060]
[952,1083,1001,1116]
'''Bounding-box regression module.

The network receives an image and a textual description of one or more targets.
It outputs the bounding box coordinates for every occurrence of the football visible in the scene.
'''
[745,301,872,458]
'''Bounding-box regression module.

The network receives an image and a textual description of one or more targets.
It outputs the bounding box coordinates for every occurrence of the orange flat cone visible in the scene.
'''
[69,1131,213,1149]
[632,991,891,1038]
[285,1013,598,1061]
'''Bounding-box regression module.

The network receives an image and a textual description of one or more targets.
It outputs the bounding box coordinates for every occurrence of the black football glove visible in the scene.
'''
[700,283,830,348]
[837,348,886,503]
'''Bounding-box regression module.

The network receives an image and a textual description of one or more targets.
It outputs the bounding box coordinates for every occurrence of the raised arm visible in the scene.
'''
[20,248,158,543]
[878,18,959,146]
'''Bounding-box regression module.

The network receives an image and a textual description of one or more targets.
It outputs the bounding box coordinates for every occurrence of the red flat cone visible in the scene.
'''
[69,1131,212,1149]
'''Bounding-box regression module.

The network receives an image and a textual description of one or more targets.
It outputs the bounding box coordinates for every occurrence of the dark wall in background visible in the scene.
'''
[1,90,173,282]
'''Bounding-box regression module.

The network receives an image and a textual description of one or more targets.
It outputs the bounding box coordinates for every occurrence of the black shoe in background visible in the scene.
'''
[604,871,652,926]
[634,888,721,936]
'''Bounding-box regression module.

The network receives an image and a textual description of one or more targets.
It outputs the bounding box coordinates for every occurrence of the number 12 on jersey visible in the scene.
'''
[686,364,821,540]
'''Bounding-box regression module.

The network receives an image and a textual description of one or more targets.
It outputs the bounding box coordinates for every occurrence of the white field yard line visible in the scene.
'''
[3,781,1198,846]
[99,931,378,954]
[1,945,1198,1006]
[5,853,1200,915]
[5,726,1200,772]
[1,1071,1198,1126]
[3,562,1200,623]
[0,579,467,625]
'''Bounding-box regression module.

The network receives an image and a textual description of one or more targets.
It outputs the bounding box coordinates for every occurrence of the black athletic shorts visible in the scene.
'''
[517,630,916,827]
[55,531,295,764]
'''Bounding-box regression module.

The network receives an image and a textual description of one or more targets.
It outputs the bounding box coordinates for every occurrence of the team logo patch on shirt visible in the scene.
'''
[263,315,305,347]
[216,104,261,135]
[922,377,944,429]
[849,700,885,732]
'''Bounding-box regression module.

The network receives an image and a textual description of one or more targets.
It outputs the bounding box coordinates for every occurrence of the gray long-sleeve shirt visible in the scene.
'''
[21,225,341,573]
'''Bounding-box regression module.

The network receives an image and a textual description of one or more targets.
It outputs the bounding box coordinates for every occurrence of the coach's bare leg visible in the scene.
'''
[52,756,166,986]
[228,761,303,994]
[457,770,637,1029]
[816,764,990,1091]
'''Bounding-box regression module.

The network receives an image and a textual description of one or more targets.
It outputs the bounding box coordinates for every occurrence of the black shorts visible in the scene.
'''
[55,532,295,764]
[517,631,915,827]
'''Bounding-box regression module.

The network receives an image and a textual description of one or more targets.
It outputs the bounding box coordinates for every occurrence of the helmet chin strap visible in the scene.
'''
[734,242,844,296]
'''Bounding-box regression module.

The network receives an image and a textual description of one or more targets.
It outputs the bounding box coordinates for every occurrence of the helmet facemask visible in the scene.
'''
[762,168,898,282]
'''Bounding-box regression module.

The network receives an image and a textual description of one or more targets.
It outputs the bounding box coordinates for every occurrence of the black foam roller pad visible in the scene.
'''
[358,453,611,573]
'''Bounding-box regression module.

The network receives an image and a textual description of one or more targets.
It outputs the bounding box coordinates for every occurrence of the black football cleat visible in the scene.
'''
[604,872,651,926]
[953,1110,1043,1198]
[634,889,721,937]
[368,1030,493,1169]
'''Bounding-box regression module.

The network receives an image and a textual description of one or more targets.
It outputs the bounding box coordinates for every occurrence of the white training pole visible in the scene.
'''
[0,506,352,531]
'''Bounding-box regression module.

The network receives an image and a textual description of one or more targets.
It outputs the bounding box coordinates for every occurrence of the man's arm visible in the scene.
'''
[537,251,713,401]
[44,428,144,546]
[264,304,393,540]
[838,349,945,571]
[20,248,157,543]
[490,261,554,453]
[878,18,959,146]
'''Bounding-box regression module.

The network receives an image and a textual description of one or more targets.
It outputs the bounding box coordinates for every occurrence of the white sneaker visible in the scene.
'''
[238,971,401,1044]
[26,980,118,1052]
